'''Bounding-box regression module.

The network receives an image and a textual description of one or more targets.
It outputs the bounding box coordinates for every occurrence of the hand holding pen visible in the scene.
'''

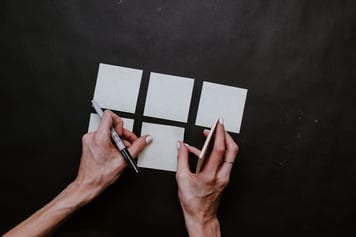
[75,106,153,197]
[91,99,144,174]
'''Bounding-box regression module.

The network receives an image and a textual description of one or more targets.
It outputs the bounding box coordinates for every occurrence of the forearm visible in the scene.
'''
[183,214,221,237]
[3,181,96,237]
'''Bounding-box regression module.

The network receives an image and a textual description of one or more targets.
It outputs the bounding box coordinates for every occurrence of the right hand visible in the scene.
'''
[176,118,238,237]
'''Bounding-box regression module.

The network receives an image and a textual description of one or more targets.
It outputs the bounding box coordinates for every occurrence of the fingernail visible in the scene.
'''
[177,141,180,150]
[204,129,210,133]
[219,117,224,125]
[146,135,153,144]
[184,143,190,147]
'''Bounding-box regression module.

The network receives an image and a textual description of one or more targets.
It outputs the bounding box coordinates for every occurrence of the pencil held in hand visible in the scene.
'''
[195,119,219,173]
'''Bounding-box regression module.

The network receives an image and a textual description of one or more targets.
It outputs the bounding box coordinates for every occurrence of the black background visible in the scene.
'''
[1,0,356,236]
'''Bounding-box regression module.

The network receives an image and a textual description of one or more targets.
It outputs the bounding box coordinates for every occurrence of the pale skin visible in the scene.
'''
[3,112,238,237]
[177,118,239,237]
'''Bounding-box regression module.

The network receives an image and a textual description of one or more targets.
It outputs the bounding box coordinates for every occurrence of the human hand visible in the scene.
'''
[3,110,152,237]
[176,118,238,237]
[74,110,152,202]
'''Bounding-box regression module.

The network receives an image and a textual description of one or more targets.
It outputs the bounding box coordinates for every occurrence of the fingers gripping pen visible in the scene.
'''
[91,99,141,174]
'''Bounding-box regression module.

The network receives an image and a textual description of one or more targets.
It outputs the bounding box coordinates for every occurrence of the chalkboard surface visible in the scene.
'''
[1,1,355,236]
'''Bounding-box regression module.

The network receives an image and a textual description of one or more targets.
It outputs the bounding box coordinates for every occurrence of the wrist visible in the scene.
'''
[183,214,221,237]
[64,181,99,207]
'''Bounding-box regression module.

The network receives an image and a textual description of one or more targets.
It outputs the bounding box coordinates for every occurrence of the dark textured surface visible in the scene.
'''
[1,1,356,236]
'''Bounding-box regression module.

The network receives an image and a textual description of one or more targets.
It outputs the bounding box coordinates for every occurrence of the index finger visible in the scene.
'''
[96,110,119,142]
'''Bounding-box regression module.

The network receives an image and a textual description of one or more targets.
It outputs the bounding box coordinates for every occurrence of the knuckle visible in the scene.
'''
[217,176,230,190]
[230,143,239,155]
[103,110,112,116]
[214,146,225,156]
[220,176,230,187]
[81,133,91,144]
[115,115,123,123]
[82,132,97,147]
[203,173,216,186]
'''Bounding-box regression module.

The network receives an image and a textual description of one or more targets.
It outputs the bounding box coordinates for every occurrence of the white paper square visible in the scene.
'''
[144,72,194,122]
[195,82,247,133]
[93,63,142,113]
[137,122,185,172]
[88,113,134,132]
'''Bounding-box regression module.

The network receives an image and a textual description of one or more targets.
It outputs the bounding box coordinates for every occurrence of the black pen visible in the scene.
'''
[91,99,141,174]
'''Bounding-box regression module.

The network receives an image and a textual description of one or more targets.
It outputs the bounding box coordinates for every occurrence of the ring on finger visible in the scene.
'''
[223,160,234,165]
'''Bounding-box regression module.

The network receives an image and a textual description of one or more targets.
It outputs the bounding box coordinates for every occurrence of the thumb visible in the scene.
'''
[128,135,153,158]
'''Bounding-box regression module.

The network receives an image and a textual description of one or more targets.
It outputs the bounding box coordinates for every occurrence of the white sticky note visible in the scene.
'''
[144,72,194,122]
[137,122,185,172]
[195,82,247,133]
[93,63,142,113]
[88,113,134,132]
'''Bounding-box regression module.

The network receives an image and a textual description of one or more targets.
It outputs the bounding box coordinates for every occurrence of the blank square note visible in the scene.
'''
[195,82,247,133]
[93,63,142,113]
[88,113,134,132]
[144,72,194,122]
[137,122,185,172]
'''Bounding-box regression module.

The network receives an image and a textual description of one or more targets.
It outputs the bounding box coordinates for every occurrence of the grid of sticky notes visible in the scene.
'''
[88,63,247,172]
